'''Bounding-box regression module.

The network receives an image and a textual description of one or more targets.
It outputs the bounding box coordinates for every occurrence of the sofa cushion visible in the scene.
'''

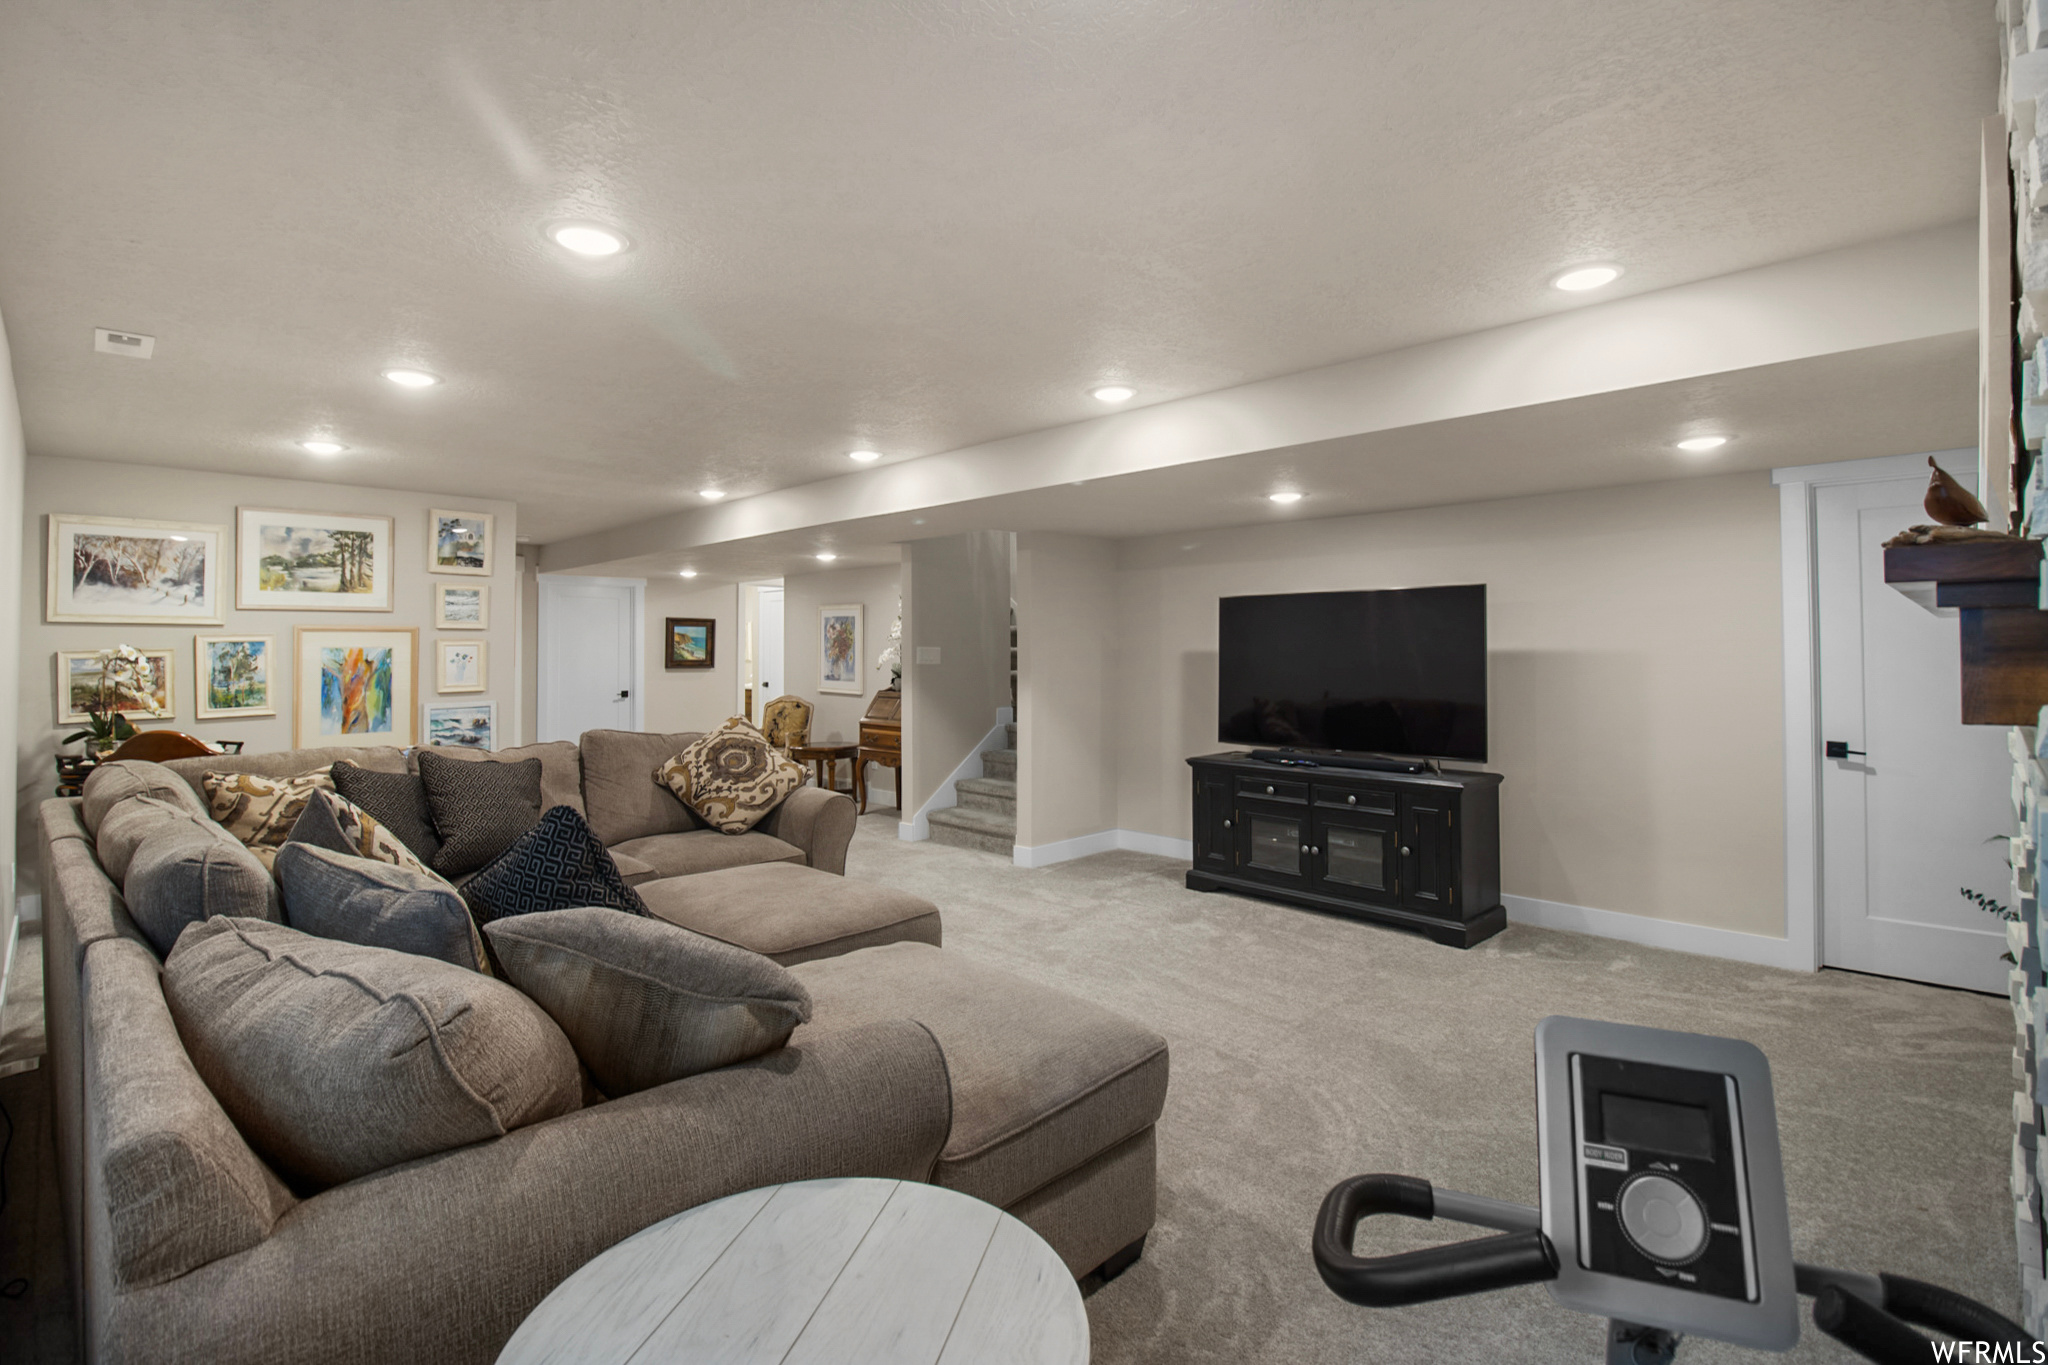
[275,842,488,973]
[608,829,805,880]
[413,740,585,816]
[125,814,282,957]
[792,942,1170,1208]
[483,907,811,1096]
[577,728,710,845]
[163,917,580,1190]
[608,849,658,887]
[331,762,443,867]
[461,805,648,926]
[417,748,543,878]
[201,768,334,871]
[95,794,209,885]
[638,863,941,966]
[287,788,436,875]
[80,759,209,836]
[657,718,807,834]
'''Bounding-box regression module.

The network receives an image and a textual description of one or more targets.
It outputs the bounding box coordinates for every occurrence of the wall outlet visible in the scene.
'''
[915,646,941,665]
[94,327,155,359]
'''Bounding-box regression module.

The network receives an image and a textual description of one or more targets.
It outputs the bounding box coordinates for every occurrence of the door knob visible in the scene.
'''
[1823,741,1865,760]
[1346,794,1356,805]
[1311,846,1320,856]
[1400,845,1411,856]
[617,689,630,700]
[1300,844,1310,853]
[1266,785,1275,795]
[1222,819,1231,829]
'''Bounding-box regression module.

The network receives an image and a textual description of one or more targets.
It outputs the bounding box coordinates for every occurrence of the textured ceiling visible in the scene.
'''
[0,1,1995,542]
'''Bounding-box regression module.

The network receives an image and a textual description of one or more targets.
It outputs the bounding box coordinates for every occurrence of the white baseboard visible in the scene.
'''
[1012,828,1195,868]
[902,707,1013,842]
[1503,894,1813,972]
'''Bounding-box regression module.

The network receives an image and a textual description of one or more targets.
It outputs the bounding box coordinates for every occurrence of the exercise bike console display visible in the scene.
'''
[1537,1018,1797,1350]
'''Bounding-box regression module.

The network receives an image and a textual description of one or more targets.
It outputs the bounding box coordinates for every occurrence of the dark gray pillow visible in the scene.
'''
[416,749,542,879]
[275,843,486,972]
[330,763,441,866]
[125,817,282,957]
[483,907,812,1096]
[162,917,580,1190]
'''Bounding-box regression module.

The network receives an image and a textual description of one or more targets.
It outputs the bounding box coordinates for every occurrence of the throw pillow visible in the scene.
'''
[657,717,806,834]
[330,763,442,867]
[275,842,489,974]
[124,817,282,957]
[201,768,334,871]
[416,749,543,879]
[460,805,648,926]
[287,788,434,876]
[162,917,580,1190]
[483,907,812,1096]
[80,759,209,836]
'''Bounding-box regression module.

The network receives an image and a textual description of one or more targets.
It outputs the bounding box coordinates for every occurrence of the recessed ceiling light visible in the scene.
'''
[1268,491,1303,504]
[298,439,346,455]
[848,450,881,463]
[679,569,698,578]
[1552,265,1621,292]
[549,223,629,257]
[815,552,838,562]
[1092,385,1136,404]
[1676,436,1728,452]
[699,489,726,500]
[381,368,441,388]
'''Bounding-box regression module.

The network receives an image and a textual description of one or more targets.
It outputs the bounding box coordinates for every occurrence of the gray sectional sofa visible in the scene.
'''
[41,730,1168,1364]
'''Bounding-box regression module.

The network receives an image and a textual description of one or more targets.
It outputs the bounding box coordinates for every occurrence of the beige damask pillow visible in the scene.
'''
[202,768,335,871]
[657,718,806,835]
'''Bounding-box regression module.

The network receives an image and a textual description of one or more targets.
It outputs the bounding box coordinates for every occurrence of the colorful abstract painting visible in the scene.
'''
[820,604,862,694]
[320,646,393,735]
[293,628,414,749]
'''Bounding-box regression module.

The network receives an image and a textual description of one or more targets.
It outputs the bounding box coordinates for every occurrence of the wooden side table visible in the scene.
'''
[497,1178,1087,1365]
[789,741,858,793]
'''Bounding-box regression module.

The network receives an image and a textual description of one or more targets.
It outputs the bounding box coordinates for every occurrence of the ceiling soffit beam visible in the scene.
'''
[542,222,1974,573]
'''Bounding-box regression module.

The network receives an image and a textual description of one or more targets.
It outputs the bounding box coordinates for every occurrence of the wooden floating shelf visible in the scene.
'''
[1883,539,2048,724]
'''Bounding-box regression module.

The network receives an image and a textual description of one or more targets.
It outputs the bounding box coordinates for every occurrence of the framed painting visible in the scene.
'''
[665,617,714,670]
[436,638,487,693]
[820,604,863,695]
[194,635,276,718]
[429,508,495,577]
[293,627,416,749]
[434,582,489,630]
[423,701,497,751]
[47,513,224,624]
[238,507,394,611]
[55,649,175,725]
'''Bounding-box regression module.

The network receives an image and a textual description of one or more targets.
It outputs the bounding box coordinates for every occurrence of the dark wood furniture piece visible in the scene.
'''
[1185,752,1504,948]
[791,742,858,794]
[855,689,902,815]
[109,730,219,763]
[1883,538,2048,724]
[56,735,243,796]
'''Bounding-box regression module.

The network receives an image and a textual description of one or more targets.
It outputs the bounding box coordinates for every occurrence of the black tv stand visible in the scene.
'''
[1249,749,1431,775]
[1187,752,1504,948]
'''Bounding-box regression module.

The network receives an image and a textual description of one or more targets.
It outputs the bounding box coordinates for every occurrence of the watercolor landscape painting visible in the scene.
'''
[47,515,223,624]
[425,702,495,750]
[57,649,174,724]
[430,509,493,575]
[239,509,393,611]
[197,636,273,717]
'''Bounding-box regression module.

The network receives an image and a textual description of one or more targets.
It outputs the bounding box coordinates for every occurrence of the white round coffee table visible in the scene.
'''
[497,1177,1090,1365]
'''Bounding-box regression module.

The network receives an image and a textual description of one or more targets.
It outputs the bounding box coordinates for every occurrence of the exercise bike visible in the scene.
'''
[1312,1018,2040,1363]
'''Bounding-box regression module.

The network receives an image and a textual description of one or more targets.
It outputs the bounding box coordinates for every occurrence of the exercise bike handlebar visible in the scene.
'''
[1312,1174,1559,1308]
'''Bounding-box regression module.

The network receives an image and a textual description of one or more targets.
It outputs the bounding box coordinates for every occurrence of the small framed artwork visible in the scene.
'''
[293,627,417,749]
[437,639,487,693]
[665,617,715,670]
[47,513,225,624]
[429,509,495,577]
[434,582,489,630]
[238,507,394,611]
[423,700,497,751]
[194,635,276,719]
[820,604,863,695]
[56,649,175,725]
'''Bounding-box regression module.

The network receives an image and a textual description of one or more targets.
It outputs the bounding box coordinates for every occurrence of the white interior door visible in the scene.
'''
[537,576,642,742]
[1816,473,2011,993]
[757,587,785,699]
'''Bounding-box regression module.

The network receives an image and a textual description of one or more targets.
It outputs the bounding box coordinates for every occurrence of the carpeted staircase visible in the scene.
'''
[927,722,1015,855]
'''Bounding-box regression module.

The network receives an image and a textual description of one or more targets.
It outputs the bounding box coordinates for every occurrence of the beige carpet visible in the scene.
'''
[845,812,2018,1364]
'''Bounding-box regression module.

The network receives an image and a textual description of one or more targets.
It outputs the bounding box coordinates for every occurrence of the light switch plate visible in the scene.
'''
[915,646,941,665]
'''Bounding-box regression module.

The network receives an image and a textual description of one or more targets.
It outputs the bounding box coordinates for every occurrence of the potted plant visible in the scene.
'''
[62,645,162,758]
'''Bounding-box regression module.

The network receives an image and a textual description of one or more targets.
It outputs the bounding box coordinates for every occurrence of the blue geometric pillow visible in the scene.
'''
[461,805,648,926]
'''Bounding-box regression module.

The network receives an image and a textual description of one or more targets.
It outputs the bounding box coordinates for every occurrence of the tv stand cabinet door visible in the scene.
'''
[1230,798,1312,888]
[1399,792,1457,915]
[1309,806,1402,907]
[1191,770,1234,874]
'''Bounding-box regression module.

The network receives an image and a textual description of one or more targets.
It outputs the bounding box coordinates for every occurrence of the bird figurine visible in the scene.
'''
[1924,456,1988,527]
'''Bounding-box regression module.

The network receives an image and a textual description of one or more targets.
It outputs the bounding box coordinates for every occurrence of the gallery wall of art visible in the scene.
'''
[15,454,517,897]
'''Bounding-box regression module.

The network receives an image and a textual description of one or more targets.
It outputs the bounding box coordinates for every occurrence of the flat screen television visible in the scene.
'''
[1217,585,1487,762]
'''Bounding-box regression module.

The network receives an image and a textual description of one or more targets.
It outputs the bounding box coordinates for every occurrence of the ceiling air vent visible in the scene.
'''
[93,328,155,359]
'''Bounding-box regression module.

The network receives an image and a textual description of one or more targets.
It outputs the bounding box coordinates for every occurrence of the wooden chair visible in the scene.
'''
[108,730,219,763]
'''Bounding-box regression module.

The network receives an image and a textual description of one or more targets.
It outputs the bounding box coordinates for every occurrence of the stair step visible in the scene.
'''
[927,804,1016,856]
[956,776,1016,815]
[982,748,1016,779]
[1004,722,1016,746]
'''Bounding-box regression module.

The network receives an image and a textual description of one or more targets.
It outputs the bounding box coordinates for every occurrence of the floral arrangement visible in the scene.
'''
[876,598,903,687]
[62,644,166,756]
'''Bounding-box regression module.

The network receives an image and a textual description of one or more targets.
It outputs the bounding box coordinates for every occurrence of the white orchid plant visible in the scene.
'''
[876,597,903,687]
[63,644,165,754]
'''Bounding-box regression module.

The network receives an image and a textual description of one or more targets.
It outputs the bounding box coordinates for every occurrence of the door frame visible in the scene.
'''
[536,574,645,740]
[1771,448,1977,976]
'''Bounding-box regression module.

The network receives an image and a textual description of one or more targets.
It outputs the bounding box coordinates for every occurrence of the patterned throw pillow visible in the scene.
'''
[330,764,442,867]
[657,718,806,835]
[462,806,648,926]
[416,749,544,879]
[201,768,335,871]
[287,788,435,876]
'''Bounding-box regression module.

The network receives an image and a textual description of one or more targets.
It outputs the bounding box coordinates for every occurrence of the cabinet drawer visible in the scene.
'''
[858,726,900,753]
[1313,785,1396,814]
[1236,774,1307,803]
